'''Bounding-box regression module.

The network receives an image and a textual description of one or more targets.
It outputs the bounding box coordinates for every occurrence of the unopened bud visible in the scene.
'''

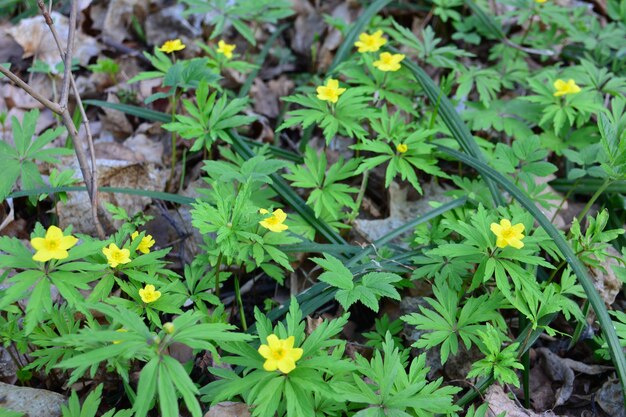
[163,322,175,334]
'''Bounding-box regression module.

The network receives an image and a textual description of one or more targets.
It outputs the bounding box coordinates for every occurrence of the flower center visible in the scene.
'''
[272,348,286,360]
[501,228,514,239]
[265,216,279,225]
[112,251,124,261]
[44,238,60,251]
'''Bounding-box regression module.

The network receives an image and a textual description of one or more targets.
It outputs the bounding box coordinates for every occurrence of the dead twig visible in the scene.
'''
[38,0,105,238]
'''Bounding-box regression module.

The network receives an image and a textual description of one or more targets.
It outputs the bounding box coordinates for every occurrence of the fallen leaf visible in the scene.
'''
[7,12,100,71]
[204,402,251,417]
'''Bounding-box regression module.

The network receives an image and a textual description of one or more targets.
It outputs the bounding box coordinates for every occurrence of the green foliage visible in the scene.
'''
[201,298,352,417]
[335,333,461,416]
[467,324,523,387]
[284,147,359,221]
[402,285,504,364]
[279,86,376,144]
[180,0,294,45]
[88,58,120,81]
[363,314,404,349]
[311,254,402,312]
[61,384,132,417]
[163,81,255,151]
[0,109,72,202]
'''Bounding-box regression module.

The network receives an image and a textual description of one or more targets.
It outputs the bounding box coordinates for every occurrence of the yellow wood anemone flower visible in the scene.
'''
[217,40,236,59]
[158,39,186,54]
[535,0,547,3]
[139,284,161,304]
[131,231,156,254]
[397,143,408,153]
[490,219,525,249]
[553,79,581,97]
[31,225,78,262]
[259,209,289,233]
[354,30,387,53]
[316,78,346,103]
[258,334,304,374]
[102,243,131,268]
[373,52,405,72]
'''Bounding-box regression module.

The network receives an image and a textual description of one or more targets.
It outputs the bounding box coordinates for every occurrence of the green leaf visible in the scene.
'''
[311,254,354,290]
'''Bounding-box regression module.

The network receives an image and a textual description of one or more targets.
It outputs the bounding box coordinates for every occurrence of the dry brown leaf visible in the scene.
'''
[101,0,149,43]
[537,347,612,407]
[485,385,564,417]
[204,402,251,417]
[7,12,100,71]
[354,181,451,245]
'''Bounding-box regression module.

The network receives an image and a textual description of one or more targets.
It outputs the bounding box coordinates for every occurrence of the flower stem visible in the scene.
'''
[577,177,612,222]
[234,272,247,330]
[214,252,223,297]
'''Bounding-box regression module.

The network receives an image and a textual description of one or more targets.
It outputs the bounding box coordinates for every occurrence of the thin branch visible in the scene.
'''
[36,0,105,238]
[0,66,62,114]
[58,0,76,108]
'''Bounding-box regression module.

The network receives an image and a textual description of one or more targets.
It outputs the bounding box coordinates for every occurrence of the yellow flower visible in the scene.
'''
[139,284,161,304]
[490,219,525,249]
[31,225,78,262]
[373,52,405,72]
[217,40,236,59]
[397,143,408,153]
[259,208,289,233]
[535,0,547,3]
[258,334,303,374]
[354,30,387,53]
[131,231,155,254]
[316,78,346,103]
[158,39,186,54]
[113,328,128,345]
[102,243,131,268]
[553,79,581,97]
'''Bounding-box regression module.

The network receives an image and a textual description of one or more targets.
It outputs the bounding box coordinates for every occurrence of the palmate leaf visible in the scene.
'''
[402,286,503,364]
[0,109,70,203]
[280,88,376,144]
[163,81,255,151]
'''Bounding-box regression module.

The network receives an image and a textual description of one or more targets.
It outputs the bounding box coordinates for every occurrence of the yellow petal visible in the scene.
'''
[46,225,64,240]
[500,219,512,229]
[263,358,278,371]
[496,237,508,248]
[32,250,52,262]
[131,231,139,240]
[490,223,503,235]
[511,223,525,234]
[60,235,78,250]
[266,334,280,350]
[284,335,295,349]
[327,79,339,89]
[289,347,303,361]
[258,344,272,359]
[509,239,524,249]
[31,237,45,251]
[278,358,296,374]
[273,209,287,223]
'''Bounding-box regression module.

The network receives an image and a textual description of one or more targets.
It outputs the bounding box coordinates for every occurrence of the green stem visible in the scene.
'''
[569,301,591,349]
[168,89,179,189]
[577,178,612,221]
[519,313,530,409]
[551,178,581,222]
[214,252,223,297]
[512,9,537,62]
[234,272,247,331]
[349,170,370,223]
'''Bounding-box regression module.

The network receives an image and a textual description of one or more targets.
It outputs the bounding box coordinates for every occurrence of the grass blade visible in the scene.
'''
[84,100,302,163]
[9,186,195,205]
[399,58,505,207]
[437,144,626,404]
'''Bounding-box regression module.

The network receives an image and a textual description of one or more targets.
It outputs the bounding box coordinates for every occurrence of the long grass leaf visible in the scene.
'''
[84,100,302,162]
[9,186,195,205]
[438,145,626,404]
